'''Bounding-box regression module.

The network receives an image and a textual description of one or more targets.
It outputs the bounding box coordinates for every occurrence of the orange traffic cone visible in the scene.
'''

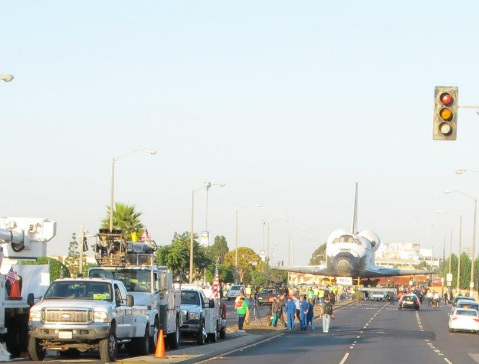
[8,280,22,300]
[154,329,166,358]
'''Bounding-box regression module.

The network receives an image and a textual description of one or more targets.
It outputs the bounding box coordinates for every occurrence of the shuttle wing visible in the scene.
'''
[275,265,435,278]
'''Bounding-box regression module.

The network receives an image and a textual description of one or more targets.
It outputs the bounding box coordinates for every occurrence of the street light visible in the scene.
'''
[437,210,462,292]
[189,181,225,283]
[0,74,13,82]
[235,204,262,284]
[444,189,477,298]
[109,149,157,231]
[266,218,288,285]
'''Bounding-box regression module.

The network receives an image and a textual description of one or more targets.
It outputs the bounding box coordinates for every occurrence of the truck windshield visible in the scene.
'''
[181,291,200,305]
[89,268,151,292]
[44,281,113,302]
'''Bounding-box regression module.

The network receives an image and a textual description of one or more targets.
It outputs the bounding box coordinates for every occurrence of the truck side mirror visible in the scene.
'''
[27,292,35,306]
[208,299,215,308]
[126,294,134,307]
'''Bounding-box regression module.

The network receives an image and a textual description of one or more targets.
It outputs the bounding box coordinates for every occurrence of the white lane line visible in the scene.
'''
[339,352,349,364]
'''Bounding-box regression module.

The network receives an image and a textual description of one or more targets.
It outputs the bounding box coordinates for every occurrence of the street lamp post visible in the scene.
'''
[234,204,262,284]
[445,189,477,298]
[266,218,288,286]
[0,74,14,82]
[189,182,225,283]
[110,149,157,231]
[437,210,462,293]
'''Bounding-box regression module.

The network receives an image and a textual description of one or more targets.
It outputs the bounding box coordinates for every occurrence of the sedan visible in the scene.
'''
[256,288,278,306]
[455,299,479,311]
[449,308,479,333]
[398,293,420,310]
[452,295,476,307]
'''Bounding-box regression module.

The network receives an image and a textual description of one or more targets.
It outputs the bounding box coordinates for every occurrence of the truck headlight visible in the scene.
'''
[93,310,109,323]
[29,310,42,322]
[188,312,200,320]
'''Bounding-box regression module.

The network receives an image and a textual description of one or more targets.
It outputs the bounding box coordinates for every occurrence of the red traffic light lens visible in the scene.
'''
[440,92,453,106]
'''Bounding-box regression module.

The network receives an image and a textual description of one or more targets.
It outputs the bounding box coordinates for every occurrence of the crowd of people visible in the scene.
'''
[234,284,340,334]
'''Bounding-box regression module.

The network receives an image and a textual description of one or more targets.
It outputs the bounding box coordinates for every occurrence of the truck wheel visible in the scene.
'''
[99,332,117,362]
[150,318,159,353]
[167,318,180,349]
[196,321,206,345]
[27,336,46,361]
[208,328,218,343]
[219,328,226,339]
[140,325,150,355]
[128,324,149,356]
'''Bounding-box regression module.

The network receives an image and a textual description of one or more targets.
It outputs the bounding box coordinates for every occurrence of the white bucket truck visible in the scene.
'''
[88,229,182,351]
[0,217,56,360]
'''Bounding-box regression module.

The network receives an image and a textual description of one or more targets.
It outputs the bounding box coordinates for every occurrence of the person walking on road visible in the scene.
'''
[306,298,315,330]
[299,295,309,330]
[285,296,296,330]
[322,296,334,333]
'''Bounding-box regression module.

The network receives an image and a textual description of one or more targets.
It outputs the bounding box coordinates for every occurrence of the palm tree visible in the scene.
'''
[101,203,144,240]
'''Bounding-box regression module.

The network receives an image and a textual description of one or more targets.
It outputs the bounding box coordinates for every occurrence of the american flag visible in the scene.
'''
[6,267,16,284]
[211,265,220,300]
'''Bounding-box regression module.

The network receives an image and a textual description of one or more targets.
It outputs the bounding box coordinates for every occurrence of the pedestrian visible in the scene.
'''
[284,296,296,330]
[277,294,287,328]
[292,294,301,322]
[271,297,280,327]
[322,296,334,333]
[299,295,309,330]
[306,298,315,330]
[244,294,253,325]
[235,296,248,333]
[355,289,362,307]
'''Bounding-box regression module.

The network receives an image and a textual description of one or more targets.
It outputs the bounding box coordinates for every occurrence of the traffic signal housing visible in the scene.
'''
[433,86,458,140]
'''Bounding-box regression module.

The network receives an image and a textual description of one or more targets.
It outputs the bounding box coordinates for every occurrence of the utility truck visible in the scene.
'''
[0,217,56,360]
[88,229,182,351]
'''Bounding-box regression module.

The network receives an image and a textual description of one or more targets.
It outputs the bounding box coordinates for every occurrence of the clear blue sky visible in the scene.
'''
[2,1,479,265]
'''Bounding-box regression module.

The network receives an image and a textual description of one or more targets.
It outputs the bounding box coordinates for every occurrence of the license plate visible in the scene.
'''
[59,331,72,339]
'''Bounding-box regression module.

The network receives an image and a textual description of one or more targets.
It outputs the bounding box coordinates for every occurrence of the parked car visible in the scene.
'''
[226,285,245,301]
[256,288,277,306]
[449,308,479,333]
[398,293,420,310]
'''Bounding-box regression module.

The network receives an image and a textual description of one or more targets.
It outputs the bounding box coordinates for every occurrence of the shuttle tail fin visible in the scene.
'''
[351,182,358,234]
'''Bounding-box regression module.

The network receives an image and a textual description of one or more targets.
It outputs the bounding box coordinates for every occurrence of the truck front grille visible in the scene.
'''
[44,309,92,324]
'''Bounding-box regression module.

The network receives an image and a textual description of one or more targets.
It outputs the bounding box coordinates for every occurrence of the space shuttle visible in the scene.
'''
[276,183,435,279]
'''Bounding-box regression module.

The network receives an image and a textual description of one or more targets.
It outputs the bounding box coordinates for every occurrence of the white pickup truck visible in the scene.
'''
[180,286,226,345]
[27,278,150,362]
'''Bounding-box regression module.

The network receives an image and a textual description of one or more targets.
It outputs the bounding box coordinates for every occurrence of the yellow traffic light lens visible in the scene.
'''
[440,92,453,106]
[439,107,452,121]
[439,122,452,136]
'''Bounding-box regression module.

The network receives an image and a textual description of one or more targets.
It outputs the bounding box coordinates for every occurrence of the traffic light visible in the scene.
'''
[433,86,458,140]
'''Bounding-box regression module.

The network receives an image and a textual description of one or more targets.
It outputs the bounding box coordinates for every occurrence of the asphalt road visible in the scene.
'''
[18,299,479,363]
[204,300,479,364]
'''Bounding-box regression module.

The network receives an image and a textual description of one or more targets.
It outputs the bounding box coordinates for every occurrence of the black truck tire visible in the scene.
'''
[27,336,46,361]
